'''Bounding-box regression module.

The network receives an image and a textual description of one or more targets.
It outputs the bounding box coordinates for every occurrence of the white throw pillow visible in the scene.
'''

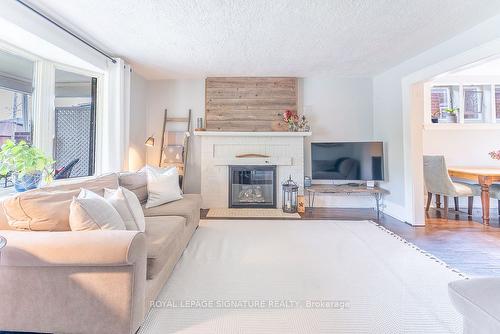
[69,188,126,231]
[145,165,183,208]
[104,187,146,232]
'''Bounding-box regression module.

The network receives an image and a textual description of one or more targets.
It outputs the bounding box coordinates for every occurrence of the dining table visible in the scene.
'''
[448,167,500,225]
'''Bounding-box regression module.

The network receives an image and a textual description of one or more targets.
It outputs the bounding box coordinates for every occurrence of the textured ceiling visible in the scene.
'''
[27,0,500,79]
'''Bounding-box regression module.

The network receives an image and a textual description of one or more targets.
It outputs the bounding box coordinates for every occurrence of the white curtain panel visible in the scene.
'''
[32,60,55,158]
[100,58,131,173]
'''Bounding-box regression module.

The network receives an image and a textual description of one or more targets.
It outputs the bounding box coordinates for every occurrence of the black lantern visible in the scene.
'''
[282,176,299,213]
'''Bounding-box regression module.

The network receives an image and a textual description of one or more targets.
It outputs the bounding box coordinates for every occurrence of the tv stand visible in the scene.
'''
[305,184,390,220]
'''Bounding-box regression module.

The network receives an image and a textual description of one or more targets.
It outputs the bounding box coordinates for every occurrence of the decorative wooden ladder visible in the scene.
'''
[159,109,192,192]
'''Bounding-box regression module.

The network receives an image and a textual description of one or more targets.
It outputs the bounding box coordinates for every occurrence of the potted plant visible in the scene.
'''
[444,107,459,123]
[431,109,440,123]
[0,140,55,192]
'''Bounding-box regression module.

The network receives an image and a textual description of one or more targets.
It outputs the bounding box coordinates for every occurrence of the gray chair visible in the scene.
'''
[490,184,500,216]
[423,155,480,216]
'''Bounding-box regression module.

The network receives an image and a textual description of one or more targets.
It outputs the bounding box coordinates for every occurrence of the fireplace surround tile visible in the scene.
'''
[196,132,309,209]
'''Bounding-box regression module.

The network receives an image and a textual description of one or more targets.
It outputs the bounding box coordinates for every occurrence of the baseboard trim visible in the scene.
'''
[383,200,418,225]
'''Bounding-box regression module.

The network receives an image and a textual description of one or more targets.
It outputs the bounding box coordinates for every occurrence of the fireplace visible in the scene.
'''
[229,165,276,208]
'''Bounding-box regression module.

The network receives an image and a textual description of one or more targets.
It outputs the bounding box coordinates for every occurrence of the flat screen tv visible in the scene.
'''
[311,142,384,181]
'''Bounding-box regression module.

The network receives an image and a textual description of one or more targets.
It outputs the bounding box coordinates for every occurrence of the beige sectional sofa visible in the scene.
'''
[0,172,201,334]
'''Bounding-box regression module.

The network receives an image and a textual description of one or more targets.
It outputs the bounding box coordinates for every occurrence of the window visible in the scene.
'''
[0,50,33,147]
[428,83,499,125]
[0,50,34,189]
[463,85,490,123]
[0,43,105,190]
[431,87,450,115]
[430,86,458,122]
[54,69,97,178]
[495,85,500,120]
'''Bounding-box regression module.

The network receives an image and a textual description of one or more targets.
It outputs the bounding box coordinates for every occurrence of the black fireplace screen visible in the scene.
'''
[229,165,276,208]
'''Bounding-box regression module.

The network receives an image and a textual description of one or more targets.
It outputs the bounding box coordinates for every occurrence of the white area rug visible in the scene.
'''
[206,208,301,219]
[140,220,465,334]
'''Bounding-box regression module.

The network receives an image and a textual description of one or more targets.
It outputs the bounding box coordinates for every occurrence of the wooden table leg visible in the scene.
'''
[479,176,492,226]
[436,194,441,208]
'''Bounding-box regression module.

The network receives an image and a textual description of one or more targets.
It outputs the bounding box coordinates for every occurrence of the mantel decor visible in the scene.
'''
[490,150,500,160]
[282,110,309,132]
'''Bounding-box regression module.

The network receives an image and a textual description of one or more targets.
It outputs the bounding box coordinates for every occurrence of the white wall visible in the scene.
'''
[302,76,374,174]
[373,14,500,223]
[302,75,375,207]
[146,80,205,193]
[145,76,375,205]
[129,71,148,171]
[423,129,500,168]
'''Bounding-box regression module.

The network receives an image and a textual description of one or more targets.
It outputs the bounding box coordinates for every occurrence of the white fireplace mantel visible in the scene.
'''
[198,131,309,209]
[194,131,311,137]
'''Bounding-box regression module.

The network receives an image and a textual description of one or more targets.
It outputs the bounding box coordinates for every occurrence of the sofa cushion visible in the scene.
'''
[145,166,183,209]
[449,278,500,333]
[105,187,146,232]
[69,189,126,231]
[118,171,148,204]
[2,174,119,231]
[145,216,186,280]
[142,194,201,227]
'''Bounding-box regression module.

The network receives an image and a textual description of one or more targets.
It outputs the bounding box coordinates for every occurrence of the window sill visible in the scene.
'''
[0,187,15,199]
[423,123,500,130]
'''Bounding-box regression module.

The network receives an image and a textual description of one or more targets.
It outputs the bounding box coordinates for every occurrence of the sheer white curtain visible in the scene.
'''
[99,58,131,173]
[32,60,55,157]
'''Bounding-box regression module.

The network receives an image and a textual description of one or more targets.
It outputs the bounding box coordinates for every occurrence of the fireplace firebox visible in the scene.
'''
[229,165,276,208]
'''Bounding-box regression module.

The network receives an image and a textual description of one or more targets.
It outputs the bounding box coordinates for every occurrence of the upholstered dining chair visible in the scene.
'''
[490,184,500,216]
[423,155,481,216]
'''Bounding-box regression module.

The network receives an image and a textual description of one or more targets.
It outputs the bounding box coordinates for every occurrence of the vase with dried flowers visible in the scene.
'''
[282,110,310,132]
[489,150,500,160]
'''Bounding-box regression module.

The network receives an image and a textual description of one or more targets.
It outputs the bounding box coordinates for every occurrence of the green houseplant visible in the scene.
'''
[0,140,55,192]
[444,107,459,123]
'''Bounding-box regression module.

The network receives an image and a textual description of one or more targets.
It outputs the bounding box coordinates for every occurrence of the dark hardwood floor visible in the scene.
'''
[380,208,500,278]
[201,207,500,277]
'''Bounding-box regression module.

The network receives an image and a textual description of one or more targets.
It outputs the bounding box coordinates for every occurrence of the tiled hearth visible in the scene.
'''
[195,131,311,209]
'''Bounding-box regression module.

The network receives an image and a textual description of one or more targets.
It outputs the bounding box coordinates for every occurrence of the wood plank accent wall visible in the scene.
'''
[205,77,297,131]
